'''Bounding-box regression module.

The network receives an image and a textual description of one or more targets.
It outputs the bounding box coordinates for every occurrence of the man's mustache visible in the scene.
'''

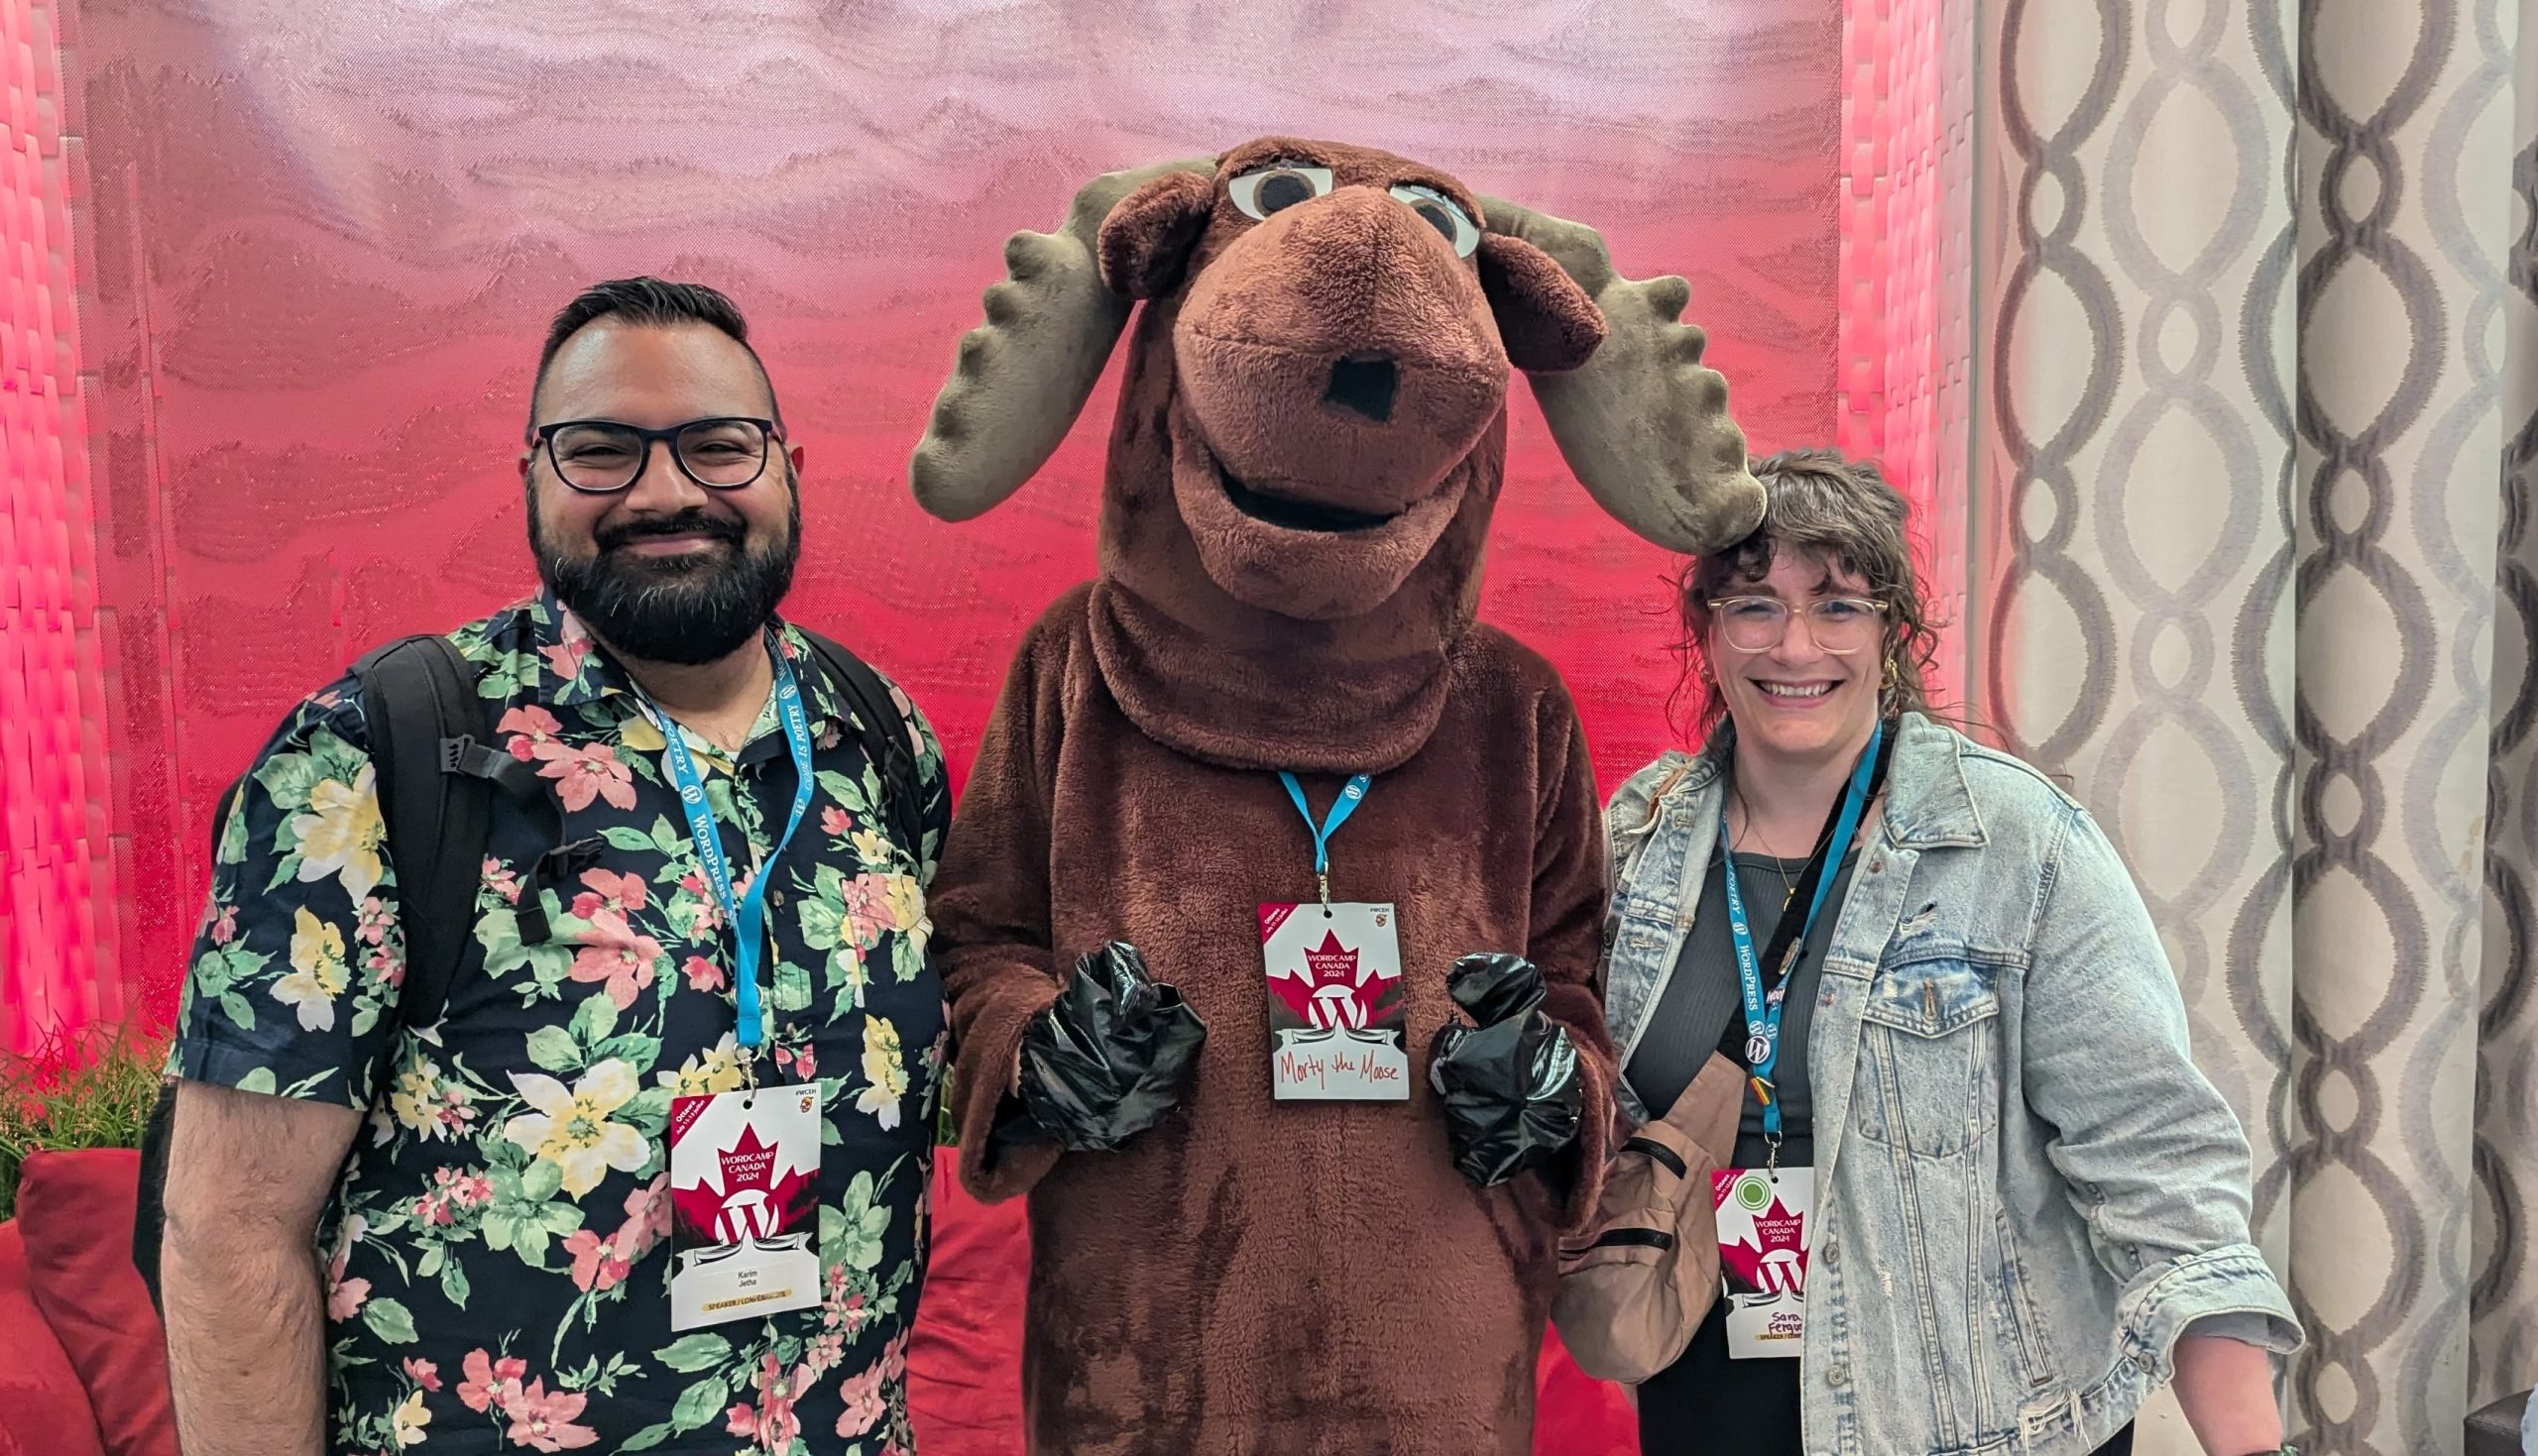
[594,510,746,553]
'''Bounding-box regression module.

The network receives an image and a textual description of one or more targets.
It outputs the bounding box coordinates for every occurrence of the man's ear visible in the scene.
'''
[1477,232,1605,373]
[518,451,533,480]
[787,443,806,476]
[1097,169,1217,299]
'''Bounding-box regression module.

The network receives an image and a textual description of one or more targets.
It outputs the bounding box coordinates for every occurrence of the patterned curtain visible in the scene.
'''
[1926,1,2538,1451]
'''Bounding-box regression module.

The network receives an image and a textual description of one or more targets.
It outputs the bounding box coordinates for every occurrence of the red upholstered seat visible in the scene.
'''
[0,1216,110,1456]
[16,1151,177,1456]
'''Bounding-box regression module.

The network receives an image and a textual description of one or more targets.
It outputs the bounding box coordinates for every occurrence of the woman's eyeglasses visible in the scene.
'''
[1706,596,1889,654]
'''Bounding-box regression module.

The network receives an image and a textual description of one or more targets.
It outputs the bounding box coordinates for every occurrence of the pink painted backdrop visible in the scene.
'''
[1837,0,1972,715]
[54,1,1841,1042]
[1,0,117,1053]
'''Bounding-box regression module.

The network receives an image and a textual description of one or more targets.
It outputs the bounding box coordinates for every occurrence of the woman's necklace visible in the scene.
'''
[1729,779,1836,912]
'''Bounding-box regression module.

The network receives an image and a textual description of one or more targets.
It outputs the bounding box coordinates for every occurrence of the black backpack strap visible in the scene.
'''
[795,629,923,857]
[139,637,546,1309]
[137,642,493,1306]
[354,634,498,1029]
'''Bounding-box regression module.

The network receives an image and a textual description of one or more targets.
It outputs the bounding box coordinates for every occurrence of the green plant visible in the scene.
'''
[0,1022,168,1222]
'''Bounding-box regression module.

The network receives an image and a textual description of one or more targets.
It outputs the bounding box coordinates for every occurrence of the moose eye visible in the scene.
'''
[1389,183,1479,258]
[1227,165,1334,220]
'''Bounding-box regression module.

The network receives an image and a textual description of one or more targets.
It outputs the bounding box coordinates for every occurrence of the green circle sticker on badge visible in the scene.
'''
[1738,1175,1772,1210]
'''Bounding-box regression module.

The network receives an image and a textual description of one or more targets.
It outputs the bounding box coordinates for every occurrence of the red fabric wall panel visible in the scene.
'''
[65,1,1841,1034]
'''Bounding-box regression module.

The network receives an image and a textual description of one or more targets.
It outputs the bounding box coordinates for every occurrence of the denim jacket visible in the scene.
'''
[1601,714,2300,1456]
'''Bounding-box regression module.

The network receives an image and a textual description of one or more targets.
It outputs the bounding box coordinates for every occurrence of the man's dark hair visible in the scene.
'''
[528,277,781,437]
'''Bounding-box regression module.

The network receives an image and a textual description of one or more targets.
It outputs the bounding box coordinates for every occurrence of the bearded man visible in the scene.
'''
[158,279,949,1456]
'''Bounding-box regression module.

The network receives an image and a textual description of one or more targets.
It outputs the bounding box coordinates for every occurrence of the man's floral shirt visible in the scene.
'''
[170,594,951,1456]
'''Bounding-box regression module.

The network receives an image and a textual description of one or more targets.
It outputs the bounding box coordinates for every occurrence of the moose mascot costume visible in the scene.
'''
[909,137,1765,1453]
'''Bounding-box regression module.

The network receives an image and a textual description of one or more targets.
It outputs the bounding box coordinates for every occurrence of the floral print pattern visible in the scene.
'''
[171,593,950,1454]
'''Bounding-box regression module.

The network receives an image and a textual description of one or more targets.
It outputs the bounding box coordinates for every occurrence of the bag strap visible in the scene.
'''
[794,628,924,857]
[1654,1051,1747,1169]
[353,634,504,1029]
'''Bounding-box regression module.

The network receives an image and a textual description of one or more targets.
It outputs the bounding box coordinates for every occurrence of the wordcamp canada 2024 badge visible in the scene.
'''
[1714,1166,1813,1360]
[1260,900,1408,1101]
[667,1083,823,1331]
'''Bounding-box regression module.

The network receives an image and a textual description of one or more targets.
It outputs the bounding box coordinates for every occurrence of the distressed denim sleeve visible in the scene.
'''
[1601,761,1666,892]
[2021,803,2302,1379]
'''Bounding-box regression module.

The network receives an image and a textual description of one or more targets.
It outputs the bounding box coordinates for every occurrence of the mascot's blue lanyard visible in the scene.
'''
[638,639,816,1079]
[1279,772,1372,905]
[1721,721,1886,1165]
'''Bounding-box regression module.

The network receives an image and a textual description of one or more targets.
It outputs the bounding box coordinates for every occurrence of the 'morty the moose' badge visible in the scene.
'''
[667,1084,823,1330]
[1260,901,1408,1100]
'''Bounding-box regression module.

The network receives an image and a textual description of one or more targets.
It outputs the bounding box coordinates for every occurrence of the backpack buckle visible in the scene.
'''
[442,734,554,809]
[433,735,474,781]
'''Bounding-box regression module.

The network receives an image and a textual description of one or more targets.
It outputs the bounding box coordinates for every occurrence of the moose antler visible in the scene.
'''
[1479,197,1766,557]
[909,158,1217,521]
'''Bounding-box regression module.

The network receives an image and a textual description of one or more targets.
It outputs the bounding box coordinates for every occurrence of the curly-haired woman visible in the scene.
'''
[1601,450,2301,1456]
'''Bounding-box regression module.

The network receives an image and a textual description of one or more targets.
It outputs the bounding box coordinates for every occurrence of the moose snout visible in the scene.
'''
[1174,183,1510,511]
[1325,353,1398,424]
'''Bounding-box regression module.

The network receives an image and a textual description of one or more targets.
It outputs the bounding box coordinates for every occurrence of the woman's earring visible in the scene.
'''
[1880,652,1900,712]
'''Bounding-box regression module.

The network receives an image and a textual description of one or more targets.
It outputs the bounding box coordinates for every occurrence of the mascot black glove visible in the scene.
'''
[1000,942,1208,1153]
[1427,952,1584,1187]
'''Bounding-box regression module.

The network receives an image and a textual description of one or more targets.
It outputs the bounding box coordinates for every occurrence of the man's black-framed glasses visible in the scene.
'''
[532,416,784,495]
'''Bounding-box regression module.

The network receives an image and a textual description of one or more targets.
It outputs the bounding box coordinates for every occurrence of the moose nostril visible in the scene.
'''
[1324,353,1397,424]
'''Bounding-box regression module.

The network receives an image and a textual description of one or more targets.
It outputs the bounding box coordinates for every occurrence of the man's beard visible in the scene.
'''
[531,495,800,666]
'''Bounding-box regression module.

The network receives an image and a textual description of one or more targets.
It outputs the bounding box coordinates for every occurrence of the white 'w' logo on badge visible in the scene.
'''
[714,1188,781,1244]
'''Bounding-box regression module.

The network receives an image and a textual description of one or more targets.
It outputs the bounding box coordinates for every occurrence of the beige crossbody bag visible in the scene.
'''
[1550,1050,1745,1384]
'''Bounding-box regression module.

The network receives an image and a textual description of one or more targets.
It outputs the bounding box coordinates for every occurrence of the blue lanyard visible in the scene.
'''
[1278,771,1371,905]
[642,643,816,1056]
[1721,721,1884,1148]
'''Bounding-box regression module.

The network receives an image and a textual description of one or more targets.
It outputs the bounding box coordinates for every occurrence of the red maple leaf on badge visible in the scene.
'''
[1719,1190,1809,1296]
[1269,930,1392,1031]
[669,1122,816,1246]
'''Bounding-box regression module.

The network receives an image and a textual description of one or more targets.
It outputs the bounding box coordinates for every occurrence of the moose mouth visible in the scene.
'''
[1216,462,1403,534]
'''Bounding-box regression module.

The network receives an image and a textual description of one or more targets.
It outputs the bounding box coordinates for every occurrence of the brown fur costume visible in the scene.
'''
[909,137,1763,1454]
